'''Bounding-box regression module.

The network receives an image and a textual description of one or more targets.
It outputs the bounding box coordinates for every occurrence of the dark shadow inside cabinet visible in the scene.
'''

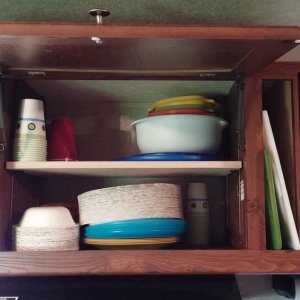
[1,78,244,251]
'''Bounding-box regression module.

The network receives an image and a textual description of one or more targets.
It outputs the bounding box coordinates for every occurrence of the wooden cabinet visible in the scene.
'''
[0,23,300,275]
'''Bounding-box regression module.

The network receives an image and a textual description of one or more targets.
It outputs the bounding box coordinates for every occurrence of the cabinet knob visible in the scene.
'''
[89,9,110,25]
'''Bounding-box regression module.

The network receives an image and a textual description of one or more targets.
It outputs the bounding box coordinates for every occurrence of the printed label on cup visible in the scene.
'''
[15,120,46,136]
[187,199,209,213]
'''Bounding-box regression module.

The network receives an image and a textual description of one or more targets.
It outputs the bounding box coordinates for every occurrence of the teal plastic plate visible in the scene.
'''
[84,218,186,239]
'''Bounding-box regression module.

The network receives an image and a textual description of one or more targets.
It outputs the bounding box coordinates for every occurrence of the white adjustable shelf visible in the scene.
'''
[6,161,242,177]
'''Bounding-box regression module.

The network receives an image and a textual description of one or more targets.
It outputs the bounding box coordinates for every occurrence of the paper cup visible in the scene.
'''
[18,98,45,120]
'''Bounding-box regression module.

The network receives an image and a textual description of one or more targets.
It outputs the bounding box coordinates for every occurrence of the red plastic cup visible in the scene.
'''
[47,118,77,161]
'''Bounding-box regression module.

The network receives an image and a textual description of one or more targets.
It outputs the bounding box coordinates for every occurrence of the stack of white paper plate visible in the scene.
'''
[78,183,183,225]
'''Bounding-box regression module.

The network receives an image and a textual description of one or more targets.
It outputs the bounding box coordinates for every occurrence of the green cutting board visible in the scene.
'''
[264,149,282,249]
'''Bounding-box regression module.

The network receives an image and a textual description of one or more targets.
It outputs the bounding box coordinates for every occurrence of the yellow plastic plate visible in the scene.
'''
[84,237,178,245]
[148,95,219,112]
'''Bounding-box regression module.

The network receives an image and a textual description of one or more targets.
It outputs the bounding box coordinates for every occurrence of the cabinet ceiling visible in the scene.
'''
[0,0,300,26]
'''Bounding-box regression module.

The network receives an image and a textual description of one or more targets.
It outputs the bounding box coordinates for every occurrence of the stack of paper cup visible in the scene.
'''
[186,183,210,245]
[12,98,47,161]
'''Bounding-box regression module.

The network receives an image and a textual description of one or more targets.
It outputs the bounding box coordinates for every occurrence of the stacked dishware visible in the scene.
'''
[12,207,79,251]
[125,95,227,161]
[78,183,186,249]
[147,95,218,117]
[12,98,47,161]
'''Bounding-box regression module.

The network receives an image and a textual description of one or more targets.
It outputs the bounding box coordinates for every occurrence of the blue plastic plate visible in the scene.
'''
[118,152,218,161]
[84,218,186,239]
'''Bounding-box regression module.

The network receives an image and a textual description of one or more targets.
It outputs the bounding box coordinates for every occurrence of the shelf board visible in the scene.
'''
[6,161,242,177]
[0,250,299,276]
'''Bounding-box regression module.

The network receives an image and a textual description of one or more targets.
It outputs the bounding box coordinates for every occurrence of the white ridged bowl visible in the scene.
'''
[18,206,77,228]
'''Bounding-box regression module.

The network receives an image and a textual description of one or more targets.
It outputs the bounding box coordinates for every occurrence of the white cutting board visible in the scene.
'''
[262,110,300,250]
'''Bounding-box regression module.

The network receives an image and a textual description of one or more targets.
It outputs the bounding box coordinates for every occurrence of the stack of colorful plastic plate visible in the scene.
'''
[147,95,219,117]
[78,184,185,249]
[148,108,214,117]
[118,152,219,161]
[83,218,185,249]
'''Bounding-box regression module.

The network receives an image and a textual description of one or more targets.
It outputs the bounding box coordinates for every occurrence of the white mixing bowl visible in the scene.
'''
[131,114,228,154]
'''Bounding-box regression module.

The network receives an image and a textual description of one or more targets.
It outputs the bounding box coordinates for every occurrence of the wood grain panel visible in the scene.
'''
[227,171,244,249]
[0,24,297,76]
[226,82,245,248]
[0,170,12,250]
[0,38,253,71]
[262,62,300,78]
[243,75,266,249]
[0,250,300,276]
[291,76,300,232]
[0,38,292,75]
[0,24,300,40]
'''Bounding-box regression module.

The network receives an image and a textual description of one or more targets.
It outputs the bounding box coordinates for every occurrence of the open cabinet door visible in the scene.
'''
[0,25,298,79]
